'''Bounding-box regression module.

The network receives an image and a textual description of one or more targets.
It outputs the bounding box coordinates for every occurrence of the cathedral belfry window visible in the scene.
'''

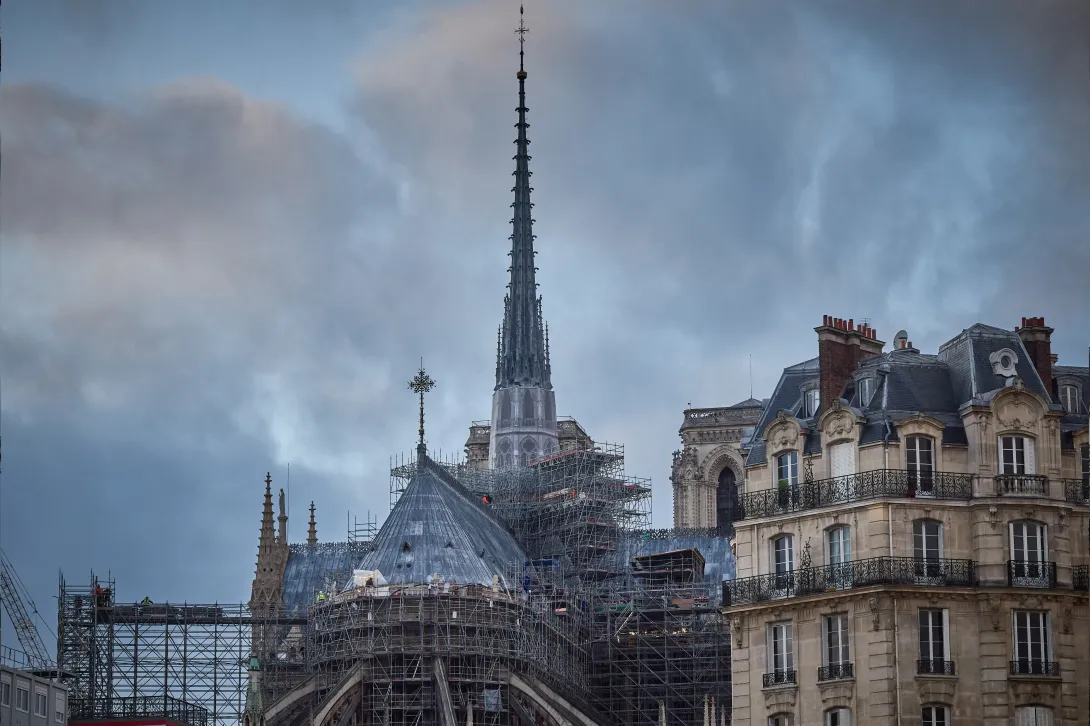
[716,468,737,535]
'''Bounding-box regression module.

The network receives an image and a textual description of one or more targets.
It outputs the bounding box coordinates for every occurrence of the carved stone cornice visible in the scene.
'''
[817,679,853,706]
[761,684,797,711]
[683,428,745,445]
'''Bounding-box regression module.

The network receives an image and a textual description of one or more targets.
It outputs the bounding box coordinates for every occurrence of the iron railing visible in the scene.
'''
[1063,478,1090,506]
[1007,560,1057,588]
[1009,660,1060,677]
[1074,565,1088,592]
[917,659,956,676]
[738,469,973,520]
[995,474,1049,497]
[723,556,976,606]
[762,670,797,688]
[69,696,210,726]
[817,662,853,681]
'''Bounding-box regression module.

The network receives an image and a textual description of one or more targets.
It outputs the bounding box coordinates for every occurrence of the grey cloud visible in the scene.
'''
[1,0,1088,644]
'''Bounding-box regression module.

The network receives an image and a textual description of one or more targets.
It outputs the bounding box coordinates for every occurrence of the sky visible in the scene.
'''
[1,0,1088,653]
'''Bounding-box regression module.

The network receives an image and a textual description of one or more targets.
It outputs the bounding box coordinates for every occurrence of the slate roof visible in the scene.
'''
[354,453,527,587]
[745,323,1084,466]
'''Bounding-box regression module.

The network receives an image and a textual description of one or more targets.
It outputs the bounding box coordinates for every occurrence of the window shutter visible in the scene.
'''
[1025,438,1036,475]
[941,608,950,660]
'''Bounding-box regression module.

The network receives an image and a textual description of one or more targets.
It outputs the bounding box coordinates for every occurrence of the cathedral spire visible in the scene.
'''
[259,473,275,554]
[496,4,551,391]
[307,502,317,546]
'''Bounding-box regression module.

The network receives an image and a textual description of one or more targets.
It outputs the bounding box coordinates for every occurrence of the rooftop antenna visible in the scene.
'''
[516,4,528,75]
[408,359,437,456]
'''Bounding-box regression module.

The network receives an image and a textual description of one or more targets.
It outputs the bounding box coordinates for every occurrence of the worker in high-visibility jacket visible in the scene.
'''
[316,591,326,603]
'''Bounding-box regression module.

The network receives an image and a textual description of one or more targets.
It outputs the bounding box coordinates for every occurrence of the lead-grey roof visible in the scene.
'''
[354,455,527,587]
[283,542,371,613]
[746,323,1076,466]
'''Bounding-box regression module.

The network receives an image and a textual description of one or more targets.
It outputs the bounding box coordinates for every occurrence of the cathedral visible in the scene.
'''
[243,10,734,726]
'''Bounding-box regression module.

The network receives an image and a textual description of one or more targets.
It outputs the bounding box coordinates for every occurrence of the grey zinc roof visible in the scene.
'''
[282,542,372,613]
[729,397,766,409]
[745,357,819,465]
[355,454,527,587]
[936,323,1052,406]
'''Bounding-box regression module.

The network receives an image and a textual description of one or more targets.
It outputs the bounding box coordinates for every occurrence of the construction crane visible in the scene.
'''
[0,549,54,669]
[0,437,55,670]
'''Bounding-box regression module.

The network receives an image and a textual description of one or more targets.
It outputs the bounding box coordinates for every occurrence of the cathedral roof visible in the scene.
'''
[356,454,527,587]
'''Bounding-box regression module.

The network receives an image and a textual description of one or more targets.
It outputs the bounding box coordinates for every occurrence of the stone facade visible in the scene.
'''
[725,317,1090,726]
[465,416,593,472]
[671,401,765,530]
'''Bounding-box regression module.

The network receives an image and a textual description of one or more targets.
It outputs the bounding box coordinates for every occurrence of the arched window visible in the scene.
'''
[1015,705,1054,726]
[921,704,949,726]
[716,467,738,534]
[824,707,851,726]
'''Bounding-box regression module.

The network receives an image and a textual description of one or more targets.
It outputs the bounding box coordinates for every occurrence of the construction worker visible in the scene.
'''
[141,597,153,606]
[74,596,83,616]
[316,590,326,603]
[95,585,106,608]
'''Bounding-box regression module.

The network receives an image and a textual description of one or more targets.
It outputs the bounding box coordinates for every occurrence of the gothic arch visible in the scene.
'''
[702,445,744,485]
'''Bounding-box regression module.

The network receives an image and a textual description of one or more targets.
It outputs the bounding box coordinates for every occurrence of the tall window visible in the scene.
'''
[823,614,850,669]
[1015,706,1054,726]
[1081,444,1089,495]
[777,451,799,487]
[921,705,949,726]
[918,609,949,673]
[0,677,10,707]
[34,691,47,718]
[15,684,29,712]
[716,468,737,534]
[1000,435,1036,474]
[913,520,943,579]
[826,526,852,589]
[905,435,935,492]
[768,622,794,679]
[1013,611,1050,672]
[857,378,874,406]
[825,708,851,726]
[772,535,794,597]
[1059,384,1080,413]
[804,389,820,417]
[1010,521,1049,587]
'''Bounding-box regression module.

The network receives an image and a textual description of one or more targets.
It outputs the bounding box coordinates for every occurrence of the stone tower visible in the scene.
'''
[249,473,289,611]
[489,11,558,468]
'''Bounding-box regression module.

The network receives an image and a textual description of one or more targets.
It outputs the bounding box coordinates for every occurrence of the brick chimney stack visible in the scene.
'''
[1016,316,1055,396]
[816,315,886,415]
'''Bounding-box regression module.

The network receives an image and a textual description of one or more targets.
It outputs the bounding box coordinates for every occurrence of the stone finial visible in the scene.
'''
[307,501,317,546]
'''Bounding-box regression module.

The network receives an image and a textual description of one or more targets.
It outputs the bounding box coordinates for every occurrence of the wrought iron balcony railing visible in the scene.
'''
[1009,660,1060,677]
[738,469,974,520]
[817,662,853,681]
[917,659,956,676]
[1074,565,1089,592]
[723,556,977,607]
[1007,560,1057,588]
[1063,478,1090,506]
[762,670,797,688]
[995,474,1049,497]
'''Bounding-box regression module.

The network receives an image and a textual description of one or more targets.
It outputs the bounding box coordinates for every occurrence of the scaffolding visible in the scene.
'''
[302,578,593,726]
[57,572,303,726]
[393,441,653,585]
[587,550,731,726]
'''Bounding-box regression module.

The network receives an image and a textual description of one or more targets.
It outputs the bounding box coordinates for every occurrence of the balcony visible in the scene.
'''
[1074,565,1088,592]
[817,663,853,681]
[1063,478,1090,506]
[917,659,956,676]
[762,670,797,688]
[1007,560,1057,589]
[995,474,1049,497]
[738,469,974,520]
[724,556,976,607]
[1009,660,1060,678]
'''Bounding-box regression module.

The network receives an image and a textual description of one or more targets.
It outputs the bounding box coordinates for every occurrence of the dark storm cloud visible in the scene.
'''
[1,0,1087,642]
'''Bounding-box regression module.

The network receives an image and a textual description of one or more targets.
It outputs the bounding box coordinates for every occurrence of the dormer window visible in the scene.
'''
[989,348,1019,377]
[1059,384,1080,413]
[804,389,820,418]
[857,378,874,406]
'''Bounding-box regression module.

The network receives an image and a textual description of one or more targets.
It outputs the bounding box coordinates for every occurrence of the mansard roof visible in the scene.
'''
[745,323,1080,466]
[355,454,527,587]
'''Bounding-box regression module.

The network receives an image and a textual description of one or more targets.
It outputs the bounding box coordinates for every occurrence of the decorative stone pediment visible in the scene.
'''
[896,412,946,439]
[762,684,797,711]
[818,400,861,445]
[1010,680,1061,709]
[992,387,1046,434]
[817,679,853,706]
[766,412,802,455]
[915,675,957,703]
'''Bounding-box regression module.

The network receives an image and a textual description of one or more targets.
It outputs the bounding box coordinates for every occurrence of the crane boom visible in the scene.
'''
[0,549,54,669]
